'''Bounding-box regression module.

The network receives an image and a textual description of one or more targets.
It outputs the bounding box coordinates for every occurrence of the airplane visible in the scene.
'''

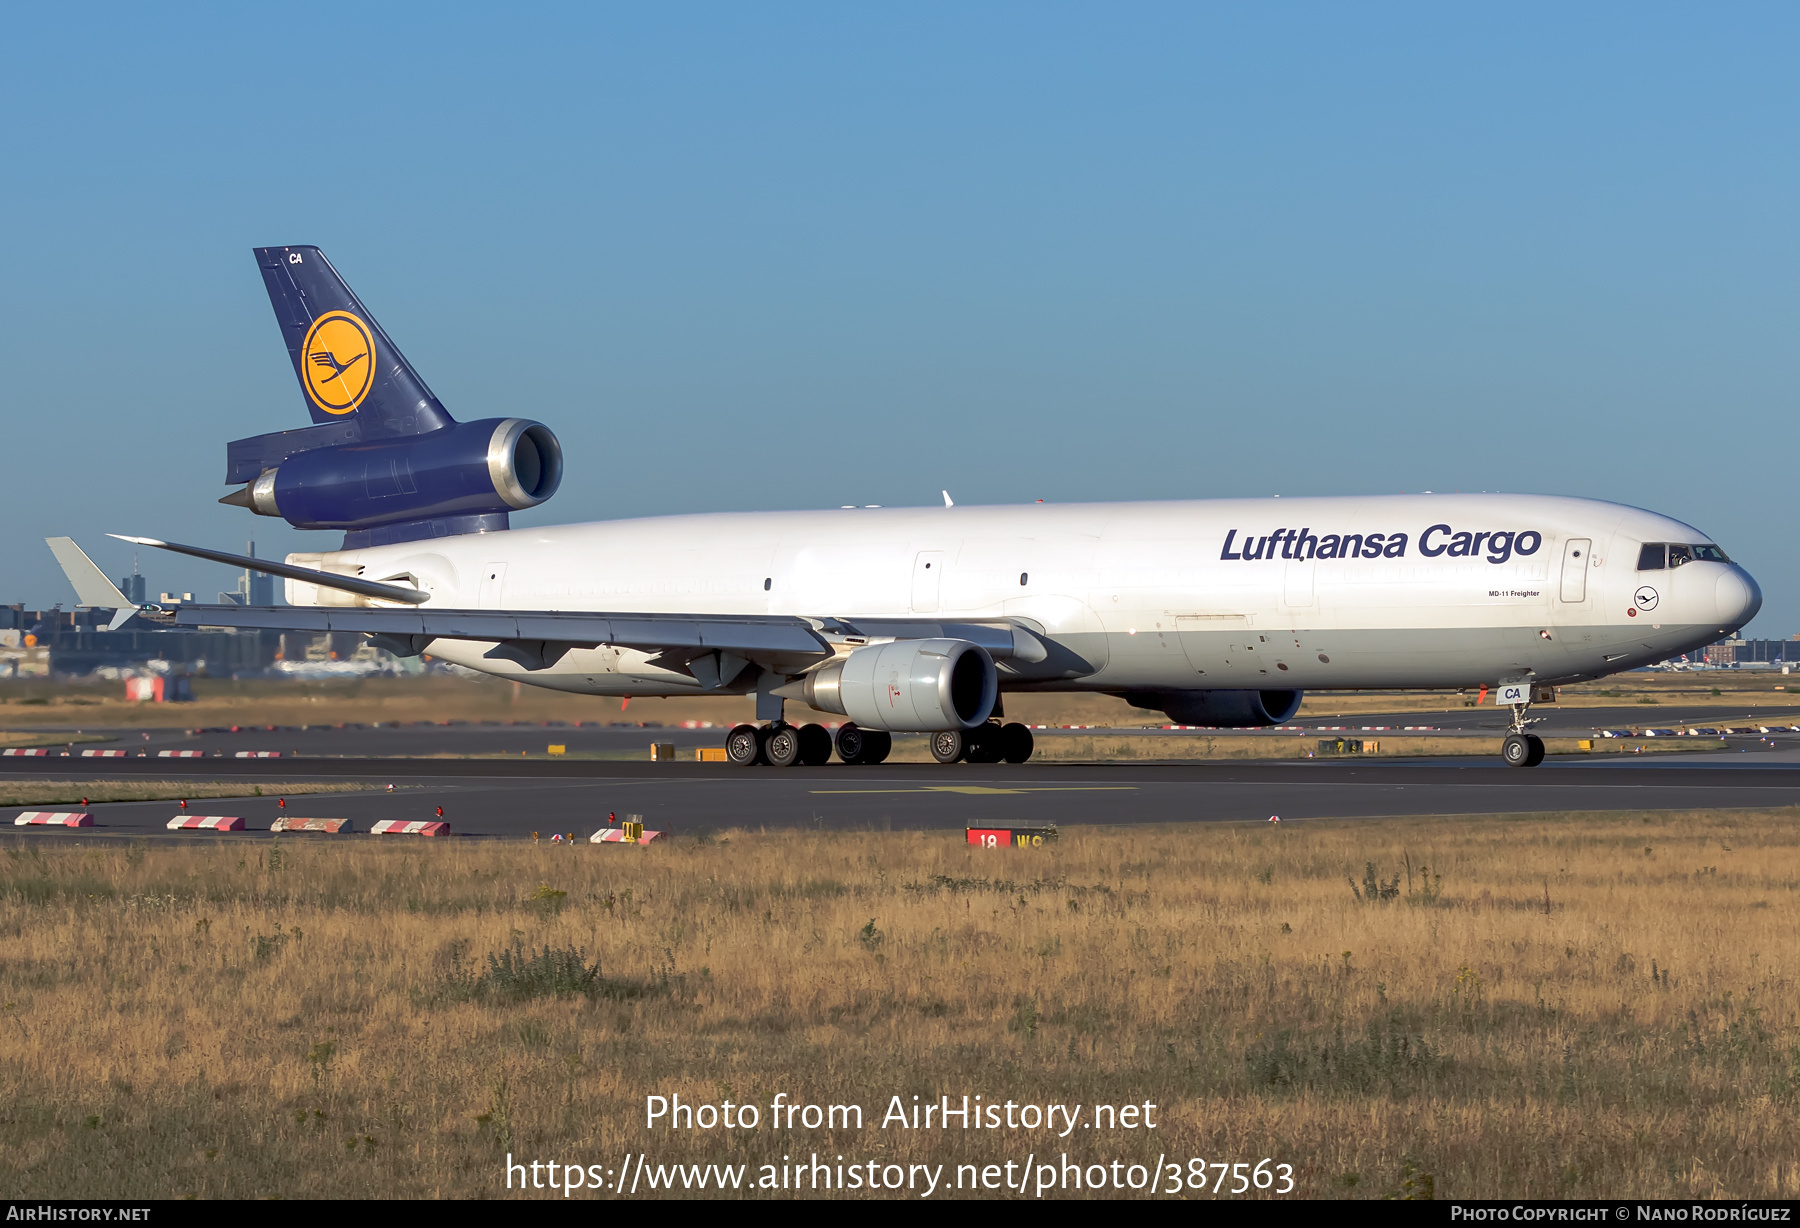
[49,246,1762,769]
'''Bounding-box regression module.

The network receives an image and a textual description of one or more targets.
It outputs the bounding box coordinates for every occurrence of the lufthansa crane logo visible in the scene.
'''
[1634,586,1660,612]
[300,311,376,414]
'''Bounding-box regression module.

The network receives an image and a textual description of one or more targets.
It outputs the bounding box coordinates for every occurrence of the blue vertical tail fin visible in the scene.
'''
[254,246,454,439]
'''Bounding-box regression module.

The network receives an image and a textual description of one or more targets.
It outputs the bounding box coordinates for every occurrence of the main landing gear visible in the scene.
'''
[930,721,1035,765]
[725,721,887,766]
[722,720,1035,765]
[1500,699,1545,769]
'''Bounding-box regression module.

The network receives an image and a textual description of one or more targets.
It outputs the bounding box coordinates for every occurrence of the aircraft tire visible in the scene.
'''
[862,730,892,764]
[964,723,1004,764]
[1000,722,1035,764]
[834,722,867,764]
[930,730,965,764]
[726,724,762,767]
[1501,733,1533,768]
[797,723,833,766]
[765,724,802,768]
[1525,734,1546,767]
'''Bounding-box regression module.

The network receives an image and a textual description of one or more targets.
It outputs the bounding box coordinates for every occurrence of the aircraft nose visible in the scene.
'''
[1715,567,1761,631]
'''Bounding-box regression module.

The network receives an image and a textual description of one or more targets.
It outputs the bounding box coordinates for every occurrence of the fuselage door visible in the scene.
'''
[478,562,508,609]
[910,551,944,613]
[1559,538,1591,603]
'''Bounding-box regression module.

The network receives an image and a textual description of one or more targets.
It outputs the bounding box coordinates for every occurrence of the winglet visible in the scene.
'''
[942,490,955,508]
[45,538,139,629]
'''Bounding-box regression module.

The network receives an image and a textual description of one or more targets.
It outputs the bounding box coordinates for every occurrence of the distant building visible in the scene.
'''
[116,550,148,605]
[219,542,277,606]
[0,606,281,678]
[1700,638,1800,666]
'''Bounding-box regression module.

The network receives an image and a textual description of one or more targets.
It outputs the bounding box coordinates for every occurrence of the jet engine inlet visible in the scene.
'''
[796,638,998,732]
[487,418,563,509]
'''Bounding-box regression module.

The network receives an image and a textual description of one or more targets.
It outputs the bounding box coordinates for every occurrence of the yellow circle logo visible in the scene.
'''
[301,311,376,414]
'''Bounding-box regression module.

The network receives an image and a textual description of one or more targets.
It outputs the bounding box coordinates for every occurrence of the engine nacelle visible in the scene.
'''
[797,639,998,732]
[234,418,562,533]
[1126,688,1303,728]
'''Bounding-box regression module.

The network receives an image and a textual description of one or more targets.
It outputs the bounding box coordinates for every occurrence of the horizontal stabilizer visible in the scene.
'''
[109,535,429,605]
[45,538,131,611]
[225,420,362,485]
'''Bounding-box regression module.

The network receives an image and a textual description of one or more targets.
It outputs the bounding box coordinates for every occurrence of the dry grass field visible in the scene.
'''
[1,809,1796,1200]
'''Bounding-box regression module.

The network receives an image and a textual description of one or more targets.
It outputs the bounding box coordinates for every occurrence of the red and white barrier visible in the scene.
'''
[157,750,205,758]
[166,815,245,831]
[370,820,450,837]
[233,751,282,758]
[590,827,662,844]
[270,817,353,834]
[80,749,127,758]
[14,812,93,827]
[1,748,50,756]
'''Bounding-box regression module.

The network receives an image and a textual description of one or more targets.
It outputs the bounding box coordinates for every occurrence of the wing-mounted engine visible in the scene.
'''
[221,417,562,547]
[784,638,998,732]
[1125,688,1303,728]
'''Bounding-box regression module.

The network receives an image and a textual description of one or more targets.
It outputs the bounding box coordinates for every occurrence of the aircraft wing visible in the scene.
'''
[69,534,1036,680]
[164,602,833,659]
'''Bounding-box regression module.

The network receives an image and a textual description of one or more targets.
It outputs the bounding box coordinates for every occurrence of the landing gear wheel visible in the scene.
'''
[764,724,801,768]
[861,730,891,764]
[930,730,965,764]
[726,723,761,767]
[1000,722,1035,764]
[1525,734,1545,767]
[835,723,866,764]
[797,723,833,766]
[964,723,1004,764]
[1502,733,1534,768]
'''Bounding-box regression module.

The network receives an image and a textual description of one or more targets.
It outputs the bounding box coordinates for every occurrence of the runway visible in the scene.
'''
[4,739,1798,839]
[17,697,1800,760]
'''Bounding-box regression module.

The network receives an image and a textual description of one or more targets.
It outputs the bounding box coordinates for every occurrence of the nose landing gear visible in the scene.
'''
[1501,699,1545,768]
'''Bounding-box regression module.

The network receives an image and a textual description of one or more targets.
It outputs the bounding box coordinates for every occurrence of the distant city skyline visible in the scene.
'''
[3,5,1795,634]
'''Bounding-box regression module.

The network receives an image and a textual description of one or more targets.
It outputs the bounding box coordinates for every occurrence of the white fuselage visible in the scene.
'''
[286,493,1761,700]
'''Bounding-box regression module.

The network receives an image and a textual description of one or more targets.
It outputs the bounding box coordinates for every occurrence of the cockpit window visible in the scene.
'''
[1638,542,1730,570]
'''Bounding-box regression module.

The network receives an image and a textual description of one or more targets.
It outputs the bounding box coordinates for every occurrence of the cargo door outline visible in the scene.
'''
[1559,538,1591,603]
[910,551,944,613]
[478,562,508,609]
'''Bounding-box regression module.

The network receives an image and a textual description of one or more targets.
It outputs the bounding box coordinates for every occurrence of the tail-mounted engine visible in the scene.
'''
[222,417,562,548]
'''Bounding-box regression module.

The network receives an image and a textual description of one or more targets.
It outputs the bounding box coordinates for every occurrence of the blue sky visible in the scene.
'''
[3,5,1796,633]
